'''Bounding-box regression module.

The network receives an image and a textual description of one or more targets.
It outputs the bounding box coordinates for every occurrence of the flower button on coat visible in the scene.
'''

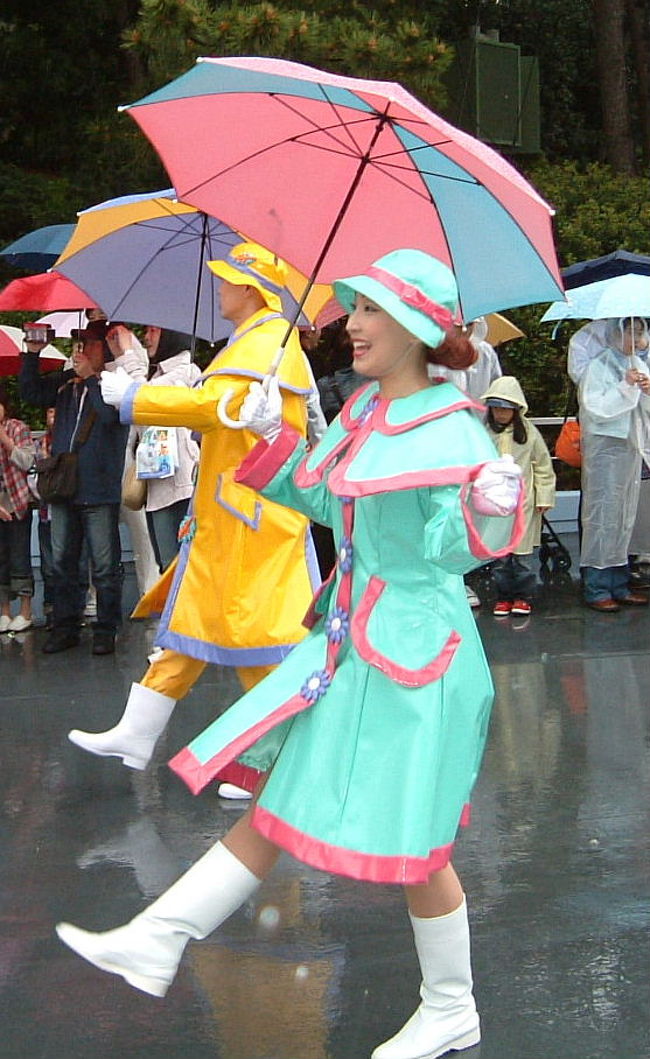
[339,537,353,573]
[326,607,350,644]
[300,670,332,703]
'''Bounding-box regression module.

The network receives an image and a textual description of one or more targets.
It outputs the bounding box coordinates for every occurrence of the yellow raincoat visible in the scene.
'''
[125,310,319,665]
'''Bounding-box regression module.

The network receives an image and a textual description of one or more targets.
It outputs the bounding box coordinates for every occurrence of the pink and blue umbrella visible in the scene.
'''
[120,56,564,322]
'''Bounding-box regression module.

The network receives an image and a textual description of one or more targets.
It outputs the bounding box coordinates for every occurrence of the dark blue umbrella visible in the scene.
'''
[0,223,75,270]
[562,250,650,289]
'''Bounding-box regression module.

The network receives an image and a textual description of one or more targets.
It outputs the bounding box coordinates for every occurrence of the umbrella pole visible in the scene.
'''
[275,108,391,367]
[218,107,390,427]
[188,212,210,360]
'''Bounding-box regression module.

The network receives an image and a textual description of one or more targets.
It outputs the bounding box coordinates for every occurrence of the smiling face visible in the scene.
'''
[346,294,427,397]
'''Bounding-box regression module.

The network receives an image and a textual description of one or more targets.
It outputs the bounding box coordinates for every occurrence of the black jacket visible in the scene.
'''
[20,356,128,505]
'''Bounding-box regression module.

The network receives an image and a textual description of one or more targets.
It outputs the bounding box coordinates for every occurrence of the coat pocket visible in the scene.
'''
[215,471,262,530]
[351,576,461,687]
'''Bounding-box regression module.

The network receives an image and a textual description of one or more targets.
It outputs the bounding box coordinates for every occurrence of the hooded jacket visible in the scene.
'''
[481,376,556,553]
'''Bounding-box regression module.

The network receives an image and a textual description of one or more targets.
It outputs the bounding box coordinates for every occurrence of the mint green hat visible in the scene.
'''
[333,249,458,348]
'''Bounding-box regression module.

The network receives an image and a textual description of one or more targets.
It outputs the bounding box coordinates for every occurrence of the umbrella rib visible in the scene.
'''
[181,132,359,197]
[182,100,390,197]
[271,90,377,157]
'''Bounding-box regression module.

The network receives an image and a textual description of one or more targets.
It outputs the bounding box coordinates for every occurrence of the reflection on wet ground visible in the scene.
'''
[1,546,649,1059]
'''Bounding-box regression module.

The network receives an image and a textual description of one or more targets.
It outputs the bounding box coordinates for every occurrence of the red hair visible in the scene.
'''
[427,332,477,371]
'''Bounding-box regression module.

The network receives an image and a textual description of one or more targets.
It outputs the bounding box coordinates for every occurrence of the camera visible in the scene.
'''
[23,322,55,344]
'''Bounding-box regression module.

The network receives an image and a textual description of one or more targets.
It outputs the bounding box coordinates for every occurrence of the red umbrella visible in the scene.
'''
[0,270,98,312]
[0,324,68,376]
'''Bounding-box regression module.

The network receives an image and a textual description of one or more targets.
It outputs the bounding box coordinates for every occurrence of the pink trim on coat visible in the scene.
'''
[371,397,481,435]
[235,424,302,491]
[327,461,478,497]
[294,430,352,488]
[460,482,526,559]
[169,690,311,795]
[339,383,375,430]
[352,576,462,687]
[302,566,337,629]
[251,805,455,884]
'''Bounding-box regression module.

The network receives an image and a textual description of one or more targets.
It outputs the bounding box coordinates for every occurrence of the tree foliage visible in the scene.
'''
[122,0,452,108]
[2,1,650,418]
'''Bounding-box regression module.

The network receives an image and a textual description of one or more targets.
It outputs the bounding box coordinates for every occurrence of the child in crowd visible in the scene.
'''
[482,376,556,617]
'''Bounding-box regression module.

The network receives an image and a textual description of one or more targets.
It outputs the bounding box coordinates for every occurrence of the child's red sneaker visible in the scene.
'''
[493,601,512,617]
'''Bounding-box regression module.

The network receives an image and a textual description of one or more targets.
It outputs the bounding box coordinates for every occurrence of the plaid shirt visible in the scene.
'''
[0,418,33,520]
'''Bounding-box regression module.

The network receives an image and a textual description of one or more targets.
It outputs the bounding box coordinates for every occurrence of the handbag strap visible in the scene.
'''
[69,387,97,451]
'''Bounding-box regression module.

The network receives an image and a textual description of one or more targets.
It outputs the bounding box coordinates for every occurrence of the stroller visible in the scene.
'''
[538,513,572,578]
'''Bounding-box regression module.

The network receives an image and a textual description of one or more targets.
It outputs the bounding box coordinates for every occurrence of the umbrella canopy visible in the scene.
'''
[484,312,525,346]
[54,189,333,342]
[562,250,650,289]
[0,324,67,376]
[541,273,650,322]
[0,224,76,271]
[0,271,98,312]
[120,56,564,322]
[35,310,88,338]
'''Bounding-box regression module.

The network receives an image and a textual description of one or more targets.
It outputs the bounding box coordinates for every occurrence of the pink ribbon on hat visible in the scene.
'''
[366,266,455,330]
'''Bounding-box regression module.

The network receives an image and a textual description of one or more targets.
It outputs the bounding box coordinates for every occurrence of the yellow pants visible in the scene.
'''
[140,648,275,699]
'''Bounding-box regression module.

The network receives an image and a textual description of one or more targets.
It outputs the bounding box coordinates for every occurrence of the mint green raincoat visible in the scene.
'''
[171,383,523,884]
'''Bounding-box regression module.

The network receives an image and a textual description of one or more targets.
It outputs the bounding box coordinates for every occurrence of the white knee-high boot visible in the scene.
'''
[56,841,260,998]
[68,682,176,769]
[371,897,480,1059]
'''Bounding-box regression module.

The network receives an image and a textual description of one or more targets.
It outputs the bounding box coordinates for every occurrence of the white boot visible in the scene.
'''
[371,898,480,1059]
[68,682,176,769]
[56,841,260,997]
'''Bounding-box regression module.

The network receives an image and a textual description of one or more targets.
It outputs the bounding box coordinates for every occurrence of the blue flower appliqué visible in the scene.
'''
[325,607,350,644]
[338,536,353,573]
[300,669,332,703]
[358,394,379,426]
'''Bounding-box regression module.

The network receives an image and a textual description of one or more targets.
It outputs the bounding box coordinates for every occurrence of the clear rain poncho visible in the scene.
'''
[579,318,650,568]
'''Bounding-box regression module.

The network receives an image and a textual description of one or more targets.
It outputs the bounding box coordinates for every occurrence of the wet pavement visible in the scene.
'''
[1,541,649,1059]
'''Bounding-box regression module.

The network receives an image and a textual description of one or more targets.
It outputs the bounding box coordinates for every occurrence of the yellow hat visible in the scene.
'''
[207,241,287,314]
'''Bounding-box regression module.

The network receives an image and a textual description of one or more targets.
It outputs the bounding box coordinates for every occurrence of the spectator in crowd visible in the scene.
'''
[482,376,556,618]
[19,319,128,654]
[315,317,366,424]
[0,384,35,632]
[433,317,502,400]
[108,324,201,574]
[578,317,650,611]
[104,324,159,597]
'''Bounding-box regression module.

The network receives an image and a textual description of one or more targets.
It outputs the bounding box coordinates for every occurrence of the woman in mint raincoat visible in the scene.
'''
[57,250,523,1059]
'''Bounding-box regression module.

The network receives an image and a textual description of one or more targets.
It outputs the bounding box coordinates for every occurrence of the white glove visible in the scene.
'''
[239,375,283,443]
[100,366,133,409]
[472,454,522,516]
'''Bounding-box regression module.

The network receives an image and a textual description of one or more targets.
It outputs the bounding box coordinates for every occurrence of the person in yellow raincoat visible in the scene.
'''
[67,243,320,782]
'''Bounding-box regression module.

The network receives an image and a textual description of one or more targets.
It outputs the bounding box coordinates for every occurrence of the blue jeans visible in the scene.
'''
[492,552,536,602]
[582,565,629,603]
[147,498,189,572]
[0,513,34,602]
[38,519,89,612]
[50,503,122,632]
